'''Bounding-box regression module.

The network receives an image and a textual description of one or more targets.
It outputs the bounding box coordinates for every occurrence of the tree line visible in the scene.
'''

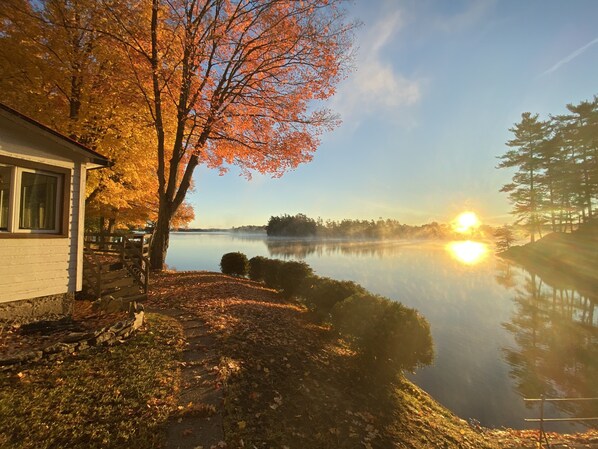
[0,0,354,268]
[266,213,489,239]
[498,96,598,242]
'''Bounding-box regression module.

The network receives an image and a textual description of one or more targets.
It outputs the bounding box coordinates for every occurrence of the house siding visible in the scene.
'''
[0,114,86,305]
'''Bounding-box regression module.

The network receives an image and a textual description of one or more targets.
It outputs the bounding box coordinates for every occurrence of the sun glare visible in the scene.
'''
[447,241,488,265]
[454,211,480,234]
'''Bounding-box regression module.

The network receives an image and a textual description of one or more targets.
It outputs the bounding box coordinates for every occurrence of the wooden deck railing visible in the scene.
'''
[83,233,151,300]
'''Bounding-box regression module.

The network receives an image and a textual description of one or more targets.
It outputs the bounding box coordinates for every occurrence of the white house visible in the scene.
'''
[0,103,111,322]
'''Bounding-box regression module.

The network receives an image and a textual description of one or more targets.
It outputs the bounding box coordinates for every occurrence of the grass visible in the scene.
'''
[0,313,184,449]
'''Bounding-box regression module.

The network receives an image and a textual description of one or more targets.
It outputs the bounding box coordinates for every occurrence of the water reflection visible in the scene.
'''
[447,241,488,265]
[264,238,427,259]
[501,262,598,425]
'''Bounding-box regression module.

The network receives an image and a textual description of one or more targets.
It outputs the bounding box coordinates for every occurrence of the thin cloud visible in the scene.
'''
[332,10,421,126]
[433,0,497,33]
[540,36,598,77]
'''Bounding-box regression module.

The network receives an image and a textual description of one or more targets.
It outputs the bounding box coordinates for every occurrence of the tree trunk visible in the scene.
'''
[108,217,116,234]
[150,204,172,270]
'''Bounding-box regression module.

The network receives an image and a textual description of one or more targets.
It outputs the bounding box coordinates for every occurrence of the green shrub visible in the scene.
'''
[299,276,366,318]
[331,293,433,376]
[248,256,269,281]
[278,261,313,298]
[220,252,249,276]
[262,258,285,289]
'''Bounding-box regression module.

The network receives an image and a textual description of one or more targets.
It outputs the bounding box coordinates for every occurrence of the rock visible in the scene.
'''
[43,342,72,354]
[132,311,145,330]
[0,350,44,367]
[29,350,43,362]
[92,331,115,345]
[62,332,88,343]
[110,321,126,332]
[114,323,134,337]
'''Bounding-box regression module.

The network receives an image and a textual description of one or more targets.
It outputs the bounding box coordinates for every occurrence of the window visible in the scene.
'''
[19,171,59,230]
[0,163,64,235]
[0,165,10,230]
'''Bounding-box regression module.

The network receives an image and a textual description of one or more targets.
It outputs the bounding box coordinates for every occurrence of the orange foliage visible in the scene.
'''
[0,1,354,262]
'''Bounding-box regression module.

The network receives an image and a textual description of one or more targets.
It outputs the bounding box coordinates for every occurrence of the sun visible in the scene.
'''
[454,211,480,234]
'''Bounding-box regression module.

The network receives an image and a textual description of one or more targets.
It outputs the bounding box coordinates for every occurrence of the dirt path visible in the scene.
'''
[155,308,225,449]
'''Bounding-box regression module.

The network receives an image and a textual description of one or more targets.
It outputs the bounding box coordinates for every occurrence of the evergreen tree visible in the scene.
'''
[557,97,598,221]
[498,113,550,242]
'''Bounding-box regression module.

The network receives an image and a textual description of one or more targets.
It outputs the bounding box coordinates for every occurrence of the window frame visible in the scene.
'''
[0,156,70,238]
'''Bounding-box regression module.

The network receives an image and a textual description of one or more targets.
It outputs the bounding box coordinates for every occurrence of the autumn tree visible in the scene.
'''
[96,0,354,269]
[0,0,186,231]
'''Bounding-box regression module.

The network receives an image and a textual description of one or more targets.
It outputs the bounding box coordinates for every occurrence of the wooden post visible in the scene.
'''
[539,395,546,448]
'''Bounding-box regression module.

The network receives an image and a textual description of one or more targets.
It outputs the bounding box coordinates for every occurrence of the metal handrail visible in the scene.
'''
[524,395,598,448]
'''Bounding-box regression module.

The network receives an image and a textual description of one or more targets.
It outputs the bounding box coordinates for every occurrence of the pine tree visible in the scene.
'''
[498,113,550,242]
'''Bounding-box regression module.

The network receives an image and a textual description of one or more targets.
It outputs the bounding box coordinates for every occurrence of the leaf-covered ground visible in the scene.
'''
[148,271,502,449]
[0,313,184,449]
[3,272,595,449]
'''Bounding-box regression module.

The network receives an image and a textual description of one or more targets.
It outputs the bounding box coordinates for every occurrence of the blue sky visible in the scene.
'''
[189,0,598,228]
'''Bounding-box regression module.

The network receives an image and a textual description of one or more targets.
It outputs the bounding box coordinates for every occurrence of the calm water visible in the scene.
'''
[166,232,598,430]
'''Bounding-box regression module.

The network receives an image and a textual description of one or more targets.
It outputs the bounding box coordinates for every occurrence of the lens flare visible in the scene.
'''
[447,240,488,265]
[454,211,480,234]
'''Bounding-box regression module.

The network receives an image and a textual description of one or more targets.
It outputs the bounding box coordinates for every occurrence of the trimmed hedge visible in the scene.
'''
[331,293,433,376]
[220,252,249,276]
[236,253,434,377]
[262,258,285,289]
[253,258,313,298]
[248,256,269,281]
[298,276,366,319]
[278,261,313,298]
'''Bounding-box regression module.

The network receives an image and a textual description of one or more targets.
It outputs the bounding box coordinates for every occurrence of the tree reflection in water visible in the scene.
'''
[264,238,420,259]
[499,261,598,426]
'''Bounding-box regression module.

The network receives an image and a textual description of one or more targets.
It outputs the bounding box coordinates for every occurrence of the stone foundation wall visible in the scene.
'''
[0,293,74,324]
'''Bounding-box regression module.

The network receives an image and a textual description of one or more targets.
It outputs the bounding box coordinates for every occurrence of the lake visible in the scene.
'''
[166,232,598,431]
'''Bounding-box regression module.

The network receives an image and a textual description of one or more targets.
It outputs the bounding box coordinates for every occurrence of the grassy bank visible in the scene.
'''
[500,219,598,290]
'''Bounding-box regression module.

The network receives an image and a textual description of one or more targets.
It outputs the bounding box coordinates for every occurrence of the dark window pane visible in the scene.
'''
[0,166,10,230]
[19,172,59,231]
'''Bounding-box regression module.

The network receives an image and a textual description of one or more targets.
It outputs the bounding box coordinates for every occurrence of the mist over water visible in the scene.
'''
[167,232,597,431]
